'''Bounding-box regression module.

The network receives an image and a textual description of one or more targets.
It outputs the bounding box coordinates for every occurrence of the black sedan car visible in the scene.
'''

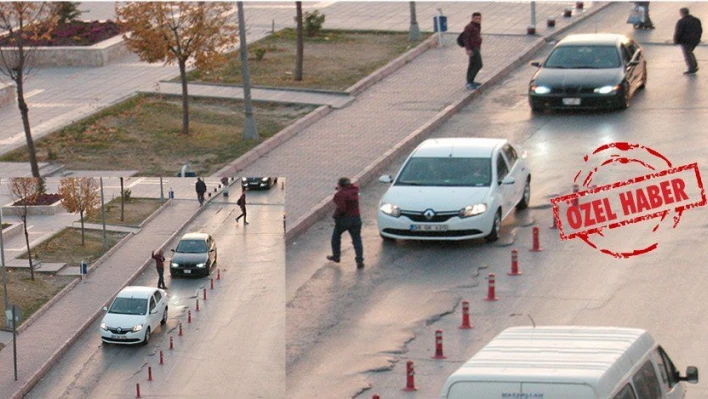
[241,176,277,190]
[528,34,647,111]
[169,233,217,277]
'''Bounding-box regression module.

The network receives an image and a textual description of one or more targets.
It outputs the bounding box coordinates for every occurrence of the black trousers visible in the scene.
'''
[331,216,363,263]
[681,43,699,71]
[236,205,247,222]
[157,267,166,289]
[467,48,483,84]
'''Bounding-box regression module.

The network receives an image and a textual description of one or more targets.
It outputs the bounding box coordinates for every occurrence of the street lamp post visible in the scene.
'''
[1,208,8,317]
[237,1,258,140]
[409,2,421,42]
[100,177,107,251]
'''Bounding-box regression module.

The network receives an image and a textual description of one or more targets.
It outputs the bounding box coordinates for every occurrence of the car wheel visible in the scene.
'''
[142,327,151,346]
[516,178,531,210]
[619,83,630,110]
[639,68,647,89]
[485,209,501,242]
[161,307,168,325]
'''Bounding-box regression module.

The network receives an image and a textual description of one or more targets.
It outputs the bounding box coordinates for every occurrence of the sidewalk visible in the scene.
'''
[0,2,609,397]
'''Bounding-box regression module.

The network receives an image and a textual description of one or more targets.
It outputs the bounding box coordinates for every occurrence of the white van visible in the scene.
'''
[440,326,698,399]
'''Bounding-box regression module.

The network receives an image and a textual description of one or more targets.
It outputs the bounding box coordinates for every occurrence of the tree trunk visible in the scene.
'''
[16,75,40,178]
[22,213,34,281]
[120,177,124,222]
[409,2,421,42]
[178,58,190,135]
[80,210,85,246]
[295,2,304,81]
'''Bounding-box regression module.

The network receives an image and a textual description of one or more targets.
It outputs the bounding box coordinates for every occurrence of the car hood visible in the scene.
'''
[532,67,624,87]
[382,186,492,211]
[171,252,208,264]
[101,312,146,329]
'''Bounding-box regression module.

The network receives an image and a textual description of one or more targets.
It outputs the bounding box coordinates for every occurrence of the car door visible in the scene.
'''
[621,43,638,93]
[501,143,525,204]
[494,150,515,219]
[148,294,159,329]
[208,236,216,267]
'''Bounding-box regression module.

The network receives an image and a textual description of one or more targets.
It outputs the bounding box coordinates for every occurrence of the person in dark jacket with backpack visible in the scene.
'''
[463,12,483,90]
[235,186,248,225]
[326,177,364,269]
[674,7,703,74]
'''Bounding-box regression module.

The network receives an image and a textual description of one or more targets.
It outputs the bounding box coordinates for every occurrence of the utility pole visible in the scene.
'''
[409,2,421,41]
[100,177,107,251]
[237,1,258,140]
[0,207,8,318]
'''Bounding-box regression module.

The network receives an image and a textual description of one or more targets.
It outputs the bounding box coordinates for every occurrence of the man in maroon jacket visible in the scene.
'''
[326,177,364,269]
[463,12,483,89]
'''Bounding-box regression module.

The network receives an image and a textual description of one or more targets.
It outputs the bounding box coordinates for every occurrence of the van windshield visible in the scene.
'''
[395,157,491,187]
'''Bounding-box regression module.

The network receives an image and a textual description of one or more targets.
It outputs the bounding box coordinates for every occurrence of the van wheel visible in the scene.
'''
[485,210,501,242]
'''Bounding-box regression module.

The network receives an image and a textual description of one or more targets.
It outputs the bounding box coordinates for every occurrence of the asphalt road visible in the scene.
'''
[26,186,286,399]
[285,5,708,398]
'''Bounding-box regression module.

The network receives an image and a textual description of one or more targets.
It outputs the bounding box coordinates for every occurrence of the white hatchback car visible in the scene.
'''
[377,138,531,241]
[100,286,168,345]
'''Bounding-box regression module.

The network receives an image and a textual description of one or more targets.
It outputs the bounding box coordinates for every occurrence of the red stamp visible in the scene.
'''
[551,142,706,258]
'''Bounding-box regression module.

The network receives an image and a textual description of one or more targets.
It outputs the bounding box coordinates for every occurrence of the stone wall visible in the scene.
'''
[0,34,130,68]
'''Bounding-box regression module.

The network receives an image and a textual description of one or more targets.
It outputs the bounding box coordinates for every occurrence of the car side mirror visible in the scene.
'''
[103,306,108,312]
[628,59,639,67]
[170,249,175,253]
[151,309,158,315]
[209,248,215,252]
[682,366,699,383]
[529,61,541,68]
[501,176,516,185]
[378,175,393,184]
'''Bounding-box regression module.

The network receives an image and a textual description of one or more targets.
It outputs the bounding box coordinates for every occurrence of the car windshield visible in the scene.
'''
[176,239,208,253]
[544,45,620,69]
[395,157,491,187]
[108,297,148,315]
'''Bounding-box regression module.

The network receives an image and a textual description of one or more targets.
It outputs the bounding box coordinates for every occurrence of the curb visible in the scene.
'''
[13,199,209,399]
[283,2,613,244]
[211,105,331,178]
[1,222,23,242]
[346,34,438,96]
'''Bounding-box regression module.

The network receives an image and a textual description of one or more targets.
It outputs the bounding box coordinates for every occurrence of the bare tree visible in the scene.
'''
[58,178,100,246]
[294,2,303,81]
[9,177,42,280]
[0,4,58,178]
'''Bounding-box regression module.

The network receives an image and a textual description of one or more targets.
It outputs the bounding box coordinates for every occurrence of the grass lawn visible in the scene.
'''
[0,95,315,176]
[18,228,128,268]
[186,28,431,91]
[85,197,163,226]
[0,268,76,331]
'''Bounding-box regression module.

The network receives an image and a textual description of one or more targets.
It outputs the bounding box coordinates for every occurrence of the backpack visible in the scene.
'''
[457,32,465,47]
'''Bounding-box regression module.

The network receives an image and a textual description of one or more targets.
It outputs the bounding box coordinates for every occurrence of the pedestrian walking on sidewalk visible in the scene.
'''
[235,187,249,225]
[631,2,655,30]
[674,7,702,74]
[463,12,483,90]
[326,177,364,269]
[151,249,167,289]
[196,177,207,206]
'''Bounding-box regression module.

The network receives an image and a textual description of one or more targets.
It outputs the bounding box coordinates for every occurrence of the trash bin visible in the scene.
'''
[433,15,448,32]
[80,261,88,275]
[168,187,174,199]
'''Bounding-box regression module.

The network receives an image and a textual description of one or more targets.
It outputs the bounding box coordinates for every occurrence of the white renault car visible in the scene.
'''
[100,286,168,345]
[377,138,531,241]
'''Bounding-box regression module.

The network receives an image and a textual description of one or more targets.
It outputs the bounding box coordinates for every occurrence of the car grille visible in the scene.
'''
[401,211,458,223]
[174,263,198,268]
[550,87,595,94]
[383,228,483,237]
[108,327,130,334]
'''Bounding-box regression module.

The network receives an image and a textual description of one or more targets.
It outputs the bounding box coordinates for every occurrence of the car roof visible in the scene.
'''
[116,286,157,299]
[180,232,209,241]
[557,33,631,47]
[444,326,655,398]
[412,138,507,158]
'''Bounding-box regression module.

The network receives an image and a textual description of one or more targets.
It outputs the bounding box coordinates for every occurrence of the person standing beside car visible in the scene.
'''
[326,177,364,269]
[674,7,702,74]
[463,12,483,90]
[151,249,167,289]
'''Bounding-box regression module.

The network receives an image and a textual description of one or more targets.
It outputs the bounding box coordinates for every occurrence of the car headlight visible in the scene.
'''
[241,177,247,182]
[459,203,487,218]
[261,177,269,182]
[531,85,551,95]
[594,85,619,94]
[131,324,143,333]
[380,203,401,217]
[196,263,205,268]
[100,322,108,330]
[171,262,179,268]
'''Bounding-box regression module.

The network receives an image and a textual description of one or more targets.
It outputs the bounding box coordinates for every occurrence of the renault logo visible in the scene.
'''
[117,327,122,333]
[423,209,435,220]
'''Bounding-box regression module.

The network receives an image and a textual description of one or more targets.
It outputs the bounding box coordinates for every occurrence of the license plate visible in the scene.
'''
[111,335,127,340]
[183,269,191,274]
[411,224,448,231]
[563,98,581,105]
